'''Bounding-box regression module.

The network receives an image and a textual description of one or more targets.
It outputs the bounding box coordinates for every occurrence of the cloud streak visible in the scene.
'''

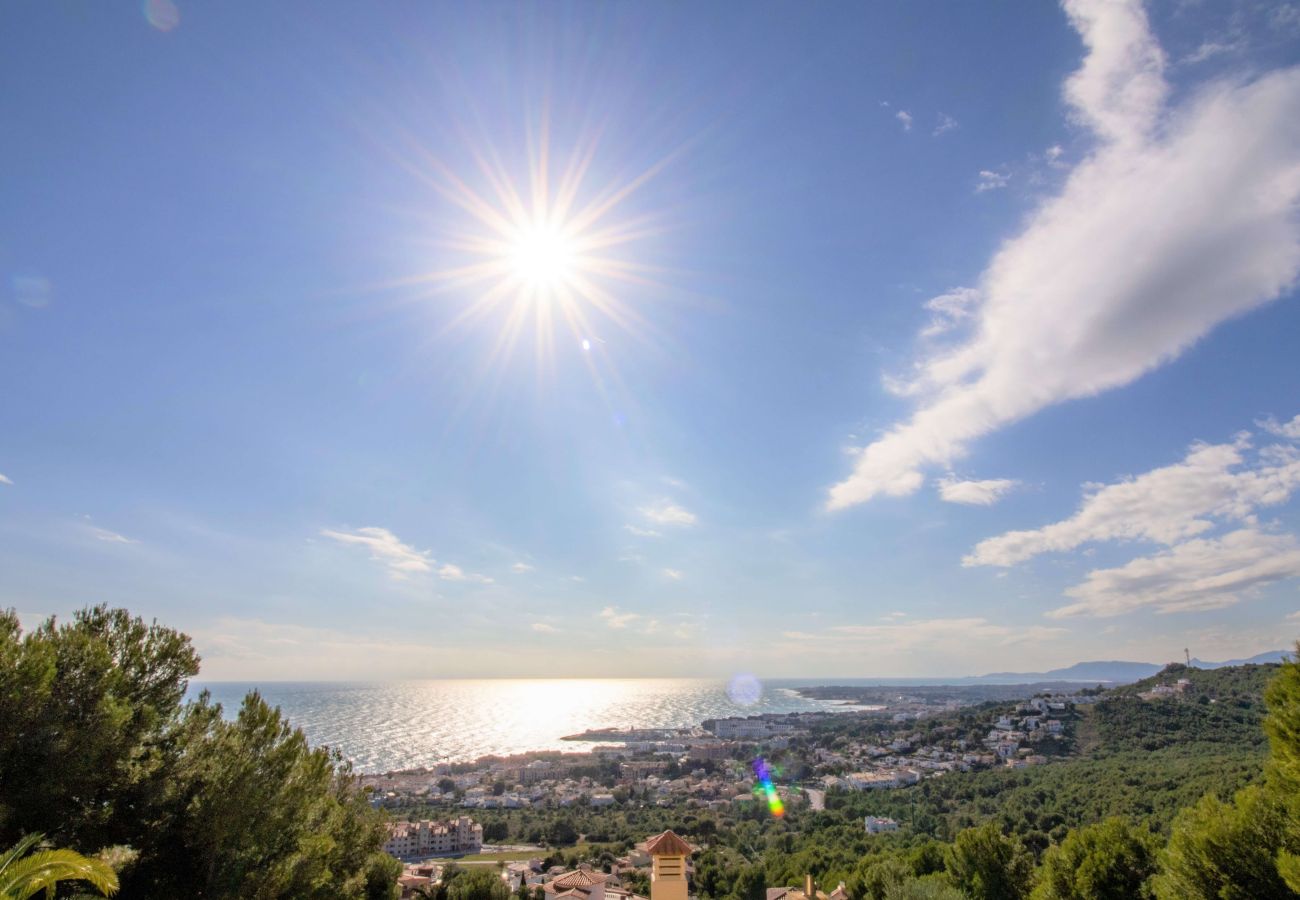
[322,526,432,578]
[938,476,1019,506]
[1052,529,1300,617]
[639,500,697,527]
[967,428,1300,566]
[827,0,1300,510]
[322,526,493,583]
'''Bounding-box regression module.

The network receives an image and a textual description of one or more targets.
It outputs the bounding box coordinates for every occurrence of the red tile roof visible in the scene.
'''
[644,830,694,856]
[547,870,609,890]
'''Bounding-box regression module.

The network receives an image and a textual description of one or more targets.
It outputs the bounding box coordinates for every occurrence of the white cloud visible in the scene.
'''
[437,563,493,584]
[0,473,11,486]
[624,524,662,538]
[933,113,959,137]
[896,110,913,131]
[89,525,137,544]
[532,622,559,634]
[322,526,432,578]
[599,605,660,634]
[639,500,697,527]
[1261,414,1300,440]
[663,568,684,580]
[1051,529,1300,617]
[786,617,1065,650]
[938,476,1019,506]
[1184,38,1247,65]
[321,526,492,584]
[1286,610,1300,621]
[510,562,535,573]
[967,429,1300,566]
[1045,144,1066,167]
[1060,0,1166,147]
[600,606,640,629]
[975,169,1010,192]
[826,0,1300,510]
[918,287,980,339]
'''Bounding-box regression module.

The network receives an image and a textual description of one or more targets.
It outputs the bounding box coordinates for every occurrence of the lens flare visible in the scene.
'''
[753,757,785,818]
[727,673,762,707]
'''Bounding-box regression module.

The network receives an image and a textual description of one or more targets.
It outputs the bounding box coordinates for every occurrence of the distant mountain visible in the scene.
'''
[976,651,1291,685]
[1190,650,1294,668]
[978,660,1162,684]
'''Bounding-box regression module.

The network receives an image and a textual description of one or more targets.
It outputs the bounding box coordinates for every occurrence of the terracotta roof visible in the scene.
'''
[547,870,609,890]
[645,830,694,856]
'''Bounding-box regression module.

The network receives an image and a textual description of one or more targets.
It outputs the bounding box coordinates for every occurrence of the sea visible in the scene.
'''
[192,677,892,773]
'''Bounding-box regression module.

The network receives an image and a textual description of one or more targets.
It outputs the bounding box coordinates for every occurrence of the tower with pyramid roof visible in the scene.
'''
[645,830,693,900]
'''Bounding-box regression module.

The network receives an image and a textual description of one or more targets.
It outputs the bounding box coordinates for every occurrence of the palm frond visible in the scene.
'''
[0,847,119,899]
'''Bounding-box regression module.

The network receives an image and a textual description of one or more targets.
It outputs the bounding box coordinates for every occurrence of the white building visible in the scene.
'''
[865,816,900,834]
[383,816,483,859]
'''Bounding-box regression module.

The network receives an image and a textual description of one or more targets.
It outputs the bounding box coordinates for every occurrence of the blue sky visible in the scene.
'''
[3,0,1300,679]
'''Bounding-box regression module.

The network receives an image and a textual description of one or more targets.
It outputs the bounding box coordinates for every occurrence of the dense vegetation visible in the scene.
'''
[4,604,1299,899]
[441,661,1298,899]
[0,606,400,899]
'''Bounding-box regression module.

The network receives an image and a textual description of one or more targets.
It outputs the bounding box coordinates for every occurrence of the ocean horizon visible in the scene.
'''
[191,677,905,773]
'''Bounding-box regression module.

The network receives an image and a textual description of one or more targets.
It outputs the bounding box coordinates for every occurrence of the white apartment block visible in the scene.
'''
[384,816,484,859]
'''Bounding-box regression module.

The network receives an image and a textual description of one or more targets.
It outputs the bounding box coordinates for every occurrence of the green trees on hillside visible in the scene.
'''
[0,606,400,899]
[944,823,1033,900]
[1030,818,1157,900]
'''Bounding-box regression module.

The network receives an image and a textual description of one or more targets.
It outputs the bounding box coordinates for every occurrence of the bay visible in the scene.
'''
[194,677,869,773]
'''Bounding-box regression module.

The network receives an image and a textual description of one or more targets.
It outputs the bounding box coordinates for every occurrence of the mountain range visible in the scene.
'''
[976,650,1292,684]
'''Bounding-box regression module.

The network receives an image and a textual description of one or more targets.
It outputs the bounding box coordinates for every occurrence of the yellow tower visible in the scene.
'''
[646,830,693,900]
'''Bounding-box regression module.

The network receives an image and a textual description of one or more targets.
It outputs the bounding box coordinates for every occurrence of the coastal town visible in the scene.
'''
[365,689,1091,823]
[364,681,1116,894]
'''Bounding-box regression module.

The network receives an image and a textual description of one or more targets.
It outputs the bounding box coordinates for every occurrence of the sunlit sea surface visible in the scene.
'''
[193,678,870,773]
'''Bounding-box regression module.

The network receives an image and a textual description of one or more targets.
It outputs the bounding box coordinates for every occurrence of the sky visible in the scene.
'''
[2,0,1300,680]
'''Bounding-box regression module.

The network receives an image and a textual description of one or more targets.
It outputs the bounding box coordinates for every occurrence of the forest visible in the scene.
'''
[3,606,1300,899]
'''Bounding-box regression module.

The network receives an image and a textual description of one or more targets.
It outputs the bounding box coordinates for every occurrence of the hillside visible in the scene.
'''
[975,652,1290,684]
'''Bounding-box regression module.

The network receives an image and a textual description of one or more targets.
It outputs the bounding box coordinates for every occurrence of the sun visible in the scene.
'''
[507,220,579,294]
[395,123,675,376]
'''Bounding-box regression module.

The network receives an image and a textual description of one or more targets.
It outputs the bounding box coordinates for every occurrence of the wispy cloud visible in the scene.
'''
[1261,414,1300,440]
[437,563,493,584]
[531,622,559,634]
[0,473,11,486]
[785,617,1064,650]
[827,0,1300,510]
[933,113,959,137]
[1052,529,1300,618]
[938,477,1019,506]
[322,526,432,578]
[639,500,697,527]
[967,426,1300,567]
[663,568,684,580]
[975,169,1010,192]
[895,110,913,132]
[917,287,980,340]
[510,562,535,573]
[624,524,662,538]
[964,418,1300,618]
[88,525,137,544]
[600,605,660,634]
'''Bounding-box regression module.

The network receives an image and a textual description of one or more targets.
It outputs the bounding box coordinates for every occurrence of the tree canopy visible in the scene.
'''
[0,606,399,899]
